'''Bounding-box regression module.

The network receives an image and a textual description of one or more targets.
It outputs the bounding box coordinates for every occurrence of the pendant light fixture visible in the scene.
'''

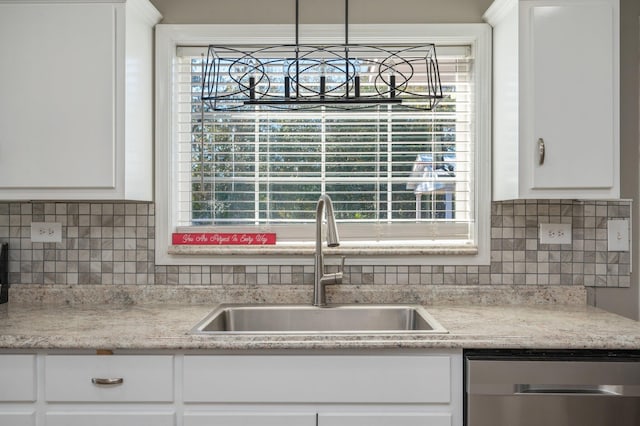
[201,0,443,111]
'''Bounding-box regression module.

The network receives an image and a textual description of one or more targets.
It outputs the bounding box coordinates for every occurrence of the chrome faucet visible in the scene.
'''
[314,194,344,307]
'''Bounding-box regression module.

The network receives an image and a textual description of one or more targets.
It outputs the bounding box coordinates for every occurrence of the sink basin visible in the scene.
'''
[191,304,448,334]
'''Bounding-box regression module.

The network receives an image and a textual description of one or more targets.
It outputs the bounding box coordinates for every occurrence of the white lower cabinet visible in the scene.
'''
[45,355,174,402]
[0,354,36,402]
[183,351,462,426]
[183,413,317,426]
[45,413,175,426]
[0,412,36,426]
[319,413,451,426]
[0,355,37,425]
[44,354,175,425]
[183,412,451,426]
[0,350,462,426]
[183,355,451,404]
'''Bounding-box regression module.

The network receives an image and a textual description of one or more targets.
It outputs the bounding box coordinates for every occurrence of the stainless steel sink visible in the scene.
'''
[191,304,447,334]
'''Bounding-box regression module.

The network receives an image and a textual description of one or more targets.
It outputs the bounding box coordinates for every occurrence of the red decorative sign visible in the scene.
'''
[172,232,276,246]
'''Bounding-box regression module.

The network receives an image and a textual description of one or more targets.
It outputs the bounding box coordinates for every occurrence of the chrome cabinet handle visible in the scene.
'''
[91,377,124,385]
[538,138,545,165]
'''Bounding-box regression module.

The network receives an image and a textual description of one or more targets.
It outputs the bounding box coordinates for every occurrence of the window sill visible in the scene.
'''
[161,241,487,265]
[168,243,478,257]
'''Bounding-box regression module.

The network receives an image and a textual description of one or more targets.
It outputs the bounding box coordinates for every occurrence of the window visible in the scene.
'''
[156,24,491,265]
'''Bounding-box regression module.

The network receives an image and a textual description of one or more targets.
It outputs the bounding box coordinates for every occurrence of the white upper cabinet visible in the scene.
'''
[0,0,161,200]
[485,0,619,200]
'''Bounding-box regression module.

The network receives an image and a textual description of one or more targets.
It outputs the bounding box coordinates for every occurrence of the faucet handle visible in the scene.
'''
[319,256,346,290]
[335,256,346,283]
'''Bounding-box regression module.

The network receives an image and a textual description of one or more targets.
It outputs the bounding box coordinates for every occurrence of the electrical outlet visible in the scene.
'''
[539,223,572,245]
[31,222,62,243]
[607,219,630,251]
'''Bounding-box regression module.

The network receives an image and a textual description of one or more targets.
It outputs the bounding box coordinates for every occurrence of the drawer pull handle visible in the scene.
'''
[91,377,124,386]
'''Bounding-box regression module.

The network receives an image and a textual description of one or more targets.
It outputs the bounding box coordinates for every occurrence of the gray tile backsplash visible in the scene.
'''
[0,200,631,288]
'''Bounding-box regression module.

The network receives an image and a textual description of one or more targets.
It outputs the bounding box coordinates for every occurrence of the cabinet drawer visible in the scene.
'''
[45,355,173,402]
[0,354,36,402]
[45,413,175,426]
[0,412,36,426]
[184,413,316,426]
[184,355,451,403]
[319,413,451,426]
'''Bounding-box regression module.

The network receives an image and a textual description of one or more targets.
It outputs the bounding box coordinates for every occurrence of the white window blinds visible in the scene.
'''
[174,46,475,245]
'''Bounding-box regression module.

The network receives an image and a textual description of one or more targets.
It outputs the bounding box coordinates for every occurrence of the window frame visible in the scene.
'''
[155,23,492,266]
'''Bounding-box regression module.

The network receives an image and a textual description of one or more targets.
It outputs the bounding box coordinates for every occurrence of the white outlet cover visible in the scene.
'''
[607,219,630,252]
[539,223,572,245]
[30,222,62,243]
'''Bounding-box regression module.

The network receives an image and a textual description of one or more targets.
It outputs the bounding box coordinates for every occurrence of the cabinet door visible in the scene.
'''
[319,413,451,426]
[0,412,36,426]
[45,413,174,426]
[183,413,316,426]
[0,3,116,189]
[528,2,615,190]
[0,354,36,402]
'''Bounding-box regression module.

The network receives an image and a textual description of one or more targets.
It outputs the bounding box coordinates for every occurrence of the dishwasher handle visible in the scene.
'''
[469,383,640,397]
[517,384,622,396]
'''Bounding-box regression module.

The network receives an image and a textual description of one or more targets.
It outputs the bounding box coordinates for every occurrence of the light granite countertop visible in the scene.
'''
[0,285,639,351]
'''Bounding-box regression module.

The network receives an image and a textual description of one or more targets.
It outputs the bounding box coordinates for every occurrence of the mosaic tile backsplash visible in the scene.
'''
[0,200,631,288]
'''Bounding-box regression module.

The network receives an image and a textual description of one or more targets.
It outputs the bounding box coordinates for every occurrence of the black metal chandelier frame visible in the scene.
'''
[201,0,444,111]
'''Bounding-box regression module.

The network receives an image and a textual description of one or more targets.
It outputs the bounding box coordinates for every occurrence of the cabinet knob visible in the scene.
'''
[537,138,545,165]
[91,377,124,386]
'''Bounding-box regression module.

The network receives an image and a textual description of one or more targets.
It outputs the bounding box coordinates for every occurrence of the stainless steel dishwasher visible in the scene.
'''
[465,350,640,426]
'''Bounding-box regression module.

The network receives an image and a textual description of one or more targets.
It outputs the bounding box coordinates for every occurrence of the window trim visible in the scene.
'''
[155,23,492,266]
